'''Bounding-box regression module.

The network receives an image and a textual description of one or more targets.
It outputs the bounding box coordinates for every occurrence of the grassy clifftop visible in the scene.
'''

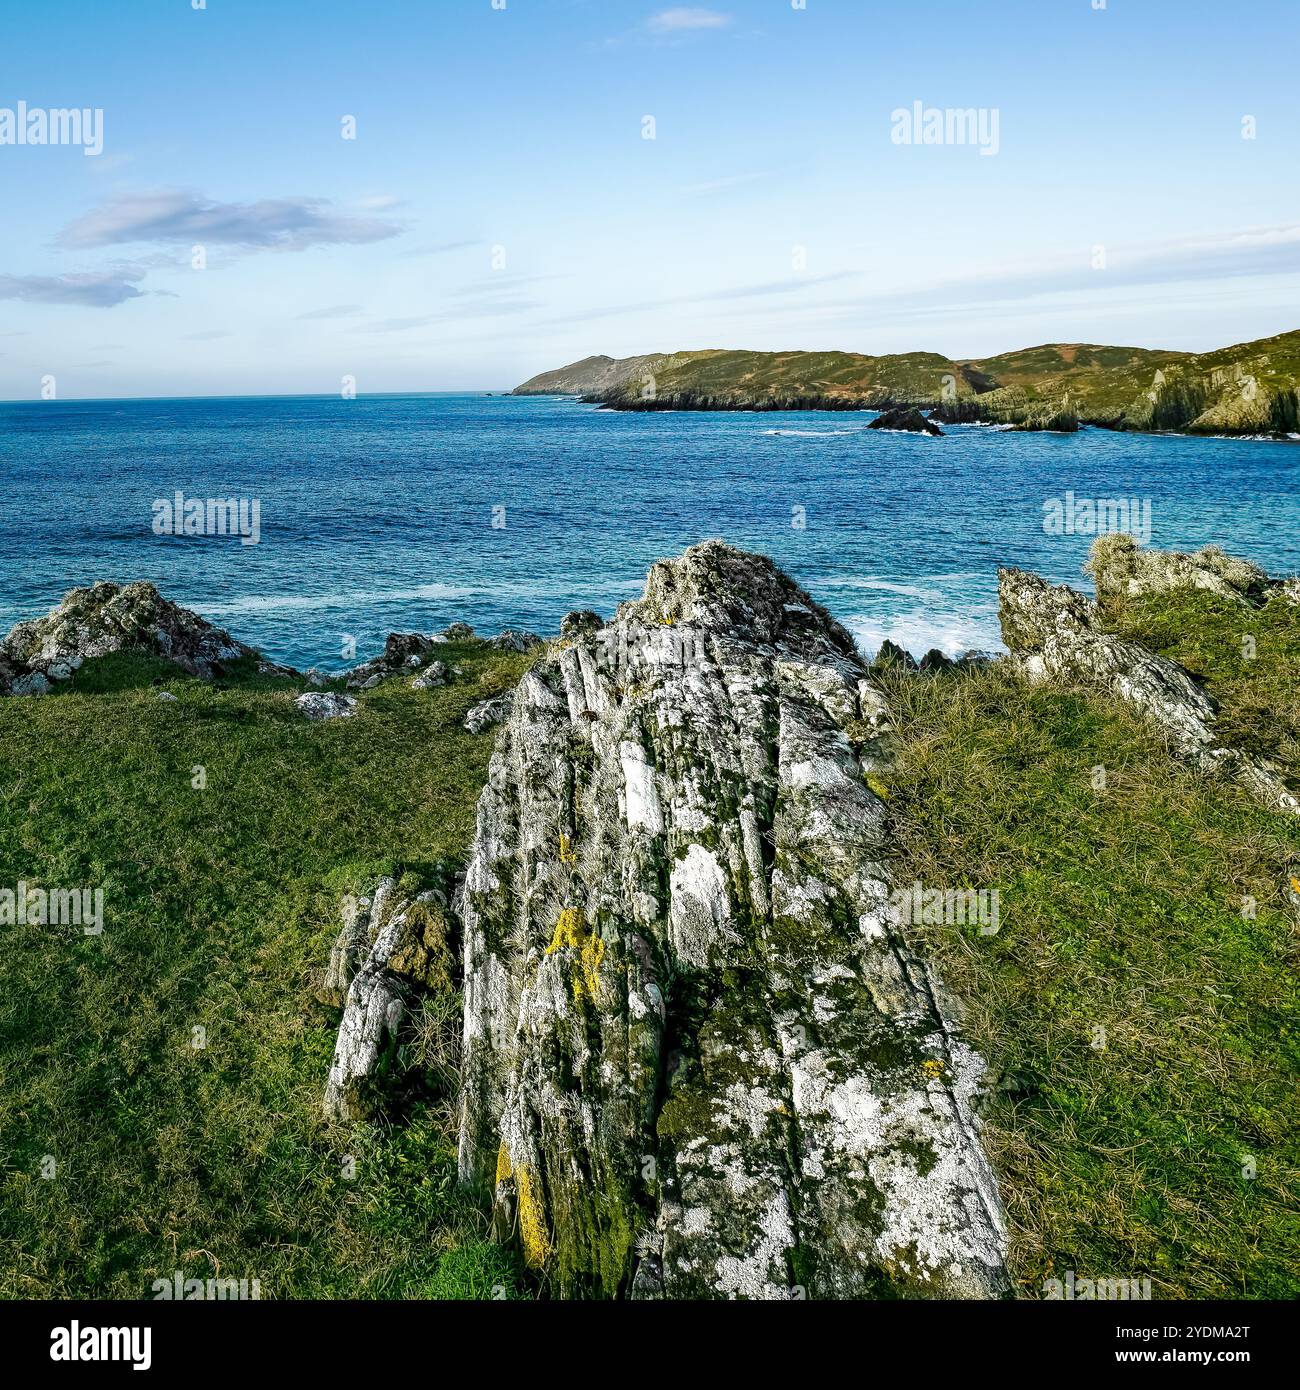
[515,331,1300,435]
[1,556,1296,1298]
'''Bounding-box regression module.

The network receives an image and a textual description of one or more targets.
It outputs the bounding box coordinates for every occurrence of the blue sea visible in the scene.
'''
[1,393,1297,672]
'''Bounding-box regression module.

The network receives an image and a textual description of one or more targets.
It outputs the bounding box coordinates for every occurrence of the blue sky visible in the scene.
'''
[0,0,1297,398]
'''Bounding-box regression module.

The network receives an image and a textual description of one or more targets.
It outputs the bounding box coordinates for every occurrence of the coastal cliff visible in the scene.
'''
[514,330,1300,436]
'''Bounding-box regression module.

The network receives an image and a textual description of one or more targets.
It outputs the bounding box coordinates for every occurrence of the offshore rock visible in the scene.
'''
[0,581,261,694]
[999,567,1298,815]
[868,406,944,436]
[458,541,1009,1299]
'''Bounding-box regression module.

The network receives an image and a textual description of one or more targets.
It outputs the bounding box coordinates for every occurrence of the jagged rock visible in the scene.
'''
[1086,534,1274,606]
[296,691,358,721]
[443,622,476,641]
[323,878,457,1121]
[999,567,1298,814]
[412,661,449,691]
[458,541,1009,1299]
[872,639,919,671]
[343,633,440,689]
[463,693,513,734]
[491,629,542,653]
[0,581,263,694]
[868,406,944,436]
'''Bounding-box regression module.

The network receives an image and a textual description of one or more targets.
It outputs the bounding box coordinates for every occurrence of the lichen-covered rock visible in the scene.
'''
[412,660,450,691]
[458,541,1009,1299]
[323,878,457,1121]
[296,691,358,721]
[1086,534,1273,606]
[0,581,262,694]
[999,567,1298,814]
[464,692,513,734]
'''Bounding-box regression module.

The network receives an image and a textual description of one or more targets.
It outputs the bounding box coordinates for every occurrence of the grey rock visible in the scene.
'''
[157,691,179,702]
[412,660,449,691]
[463,692,513,734]
[443,622,476,641]
[1086,534,1273,606]
[0,580,273,695]
[343,632,440,689]
[296,691,358,722]
[458,541,1009,1299]
[999,567,1298,814]
[9,671,52,697]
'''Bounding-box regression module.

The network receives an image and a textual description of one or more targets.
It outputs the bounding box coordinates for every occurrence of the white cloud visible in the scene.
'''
[647,8,731,33]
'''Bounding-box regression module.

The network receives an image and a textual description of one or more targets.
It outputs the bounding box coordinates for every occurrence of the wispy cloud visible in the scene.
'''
[182,329,232,341]
[58,190,402,252]
[397,239,479,259]
[296,304,363,320]
[0,269,148,308]
[678,171,773,197]
[647,8,731,33]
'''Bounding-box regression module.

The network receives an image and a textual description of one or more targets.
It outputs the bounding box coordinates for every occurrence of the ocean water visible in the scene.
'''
[1,392,1297,672]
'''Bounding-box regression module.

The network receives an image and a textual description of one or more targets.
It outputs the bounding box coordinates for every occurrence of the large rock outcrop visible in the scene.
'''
[457,542,1008,1299]
[999,567,1299,815]
[0,581,265,694]
[1085,534,1276,606]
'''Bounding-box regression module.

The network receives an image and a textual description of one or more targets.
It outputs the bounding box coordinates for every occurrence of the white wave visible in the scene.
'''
[761,428,864,437]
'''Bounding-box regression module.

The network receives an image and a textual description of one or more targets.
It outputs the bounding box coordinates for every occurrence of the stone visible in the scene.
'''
[463,692,513,734]
[867,406,944,436]
[1086,534,1274,607]
[0,580,268,695]
[343,632,440,689]
[412,660,449,690]
[296,691,358,721]
[458,541,1009,1299]
[443,622,476,641]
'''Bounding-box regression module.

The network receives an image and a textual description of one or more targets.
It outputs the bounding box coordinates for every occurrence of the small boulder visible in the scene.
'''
[412,661,449,691]
[296,691,358,721]
[464,692,513,733]
[443,622,476,641]
[560,610,603,640]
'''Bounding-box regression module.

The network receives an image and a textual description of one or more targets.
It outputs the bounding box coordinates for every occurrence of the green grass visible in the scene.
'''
[874,658,1300,1298]
[1098,585,1300,778]
[0,643,533,1299]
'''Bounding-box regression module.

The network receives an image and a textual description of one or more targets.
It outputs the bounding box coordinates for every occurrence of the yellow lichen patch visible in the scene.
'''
[578,933,605,1001]
[516,1163,551,1267]
[544,907,604,1003]
[546,906,585,955]
[921,1059,945,1079]
[559,833,577,865]
[495,1141,512,1189]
